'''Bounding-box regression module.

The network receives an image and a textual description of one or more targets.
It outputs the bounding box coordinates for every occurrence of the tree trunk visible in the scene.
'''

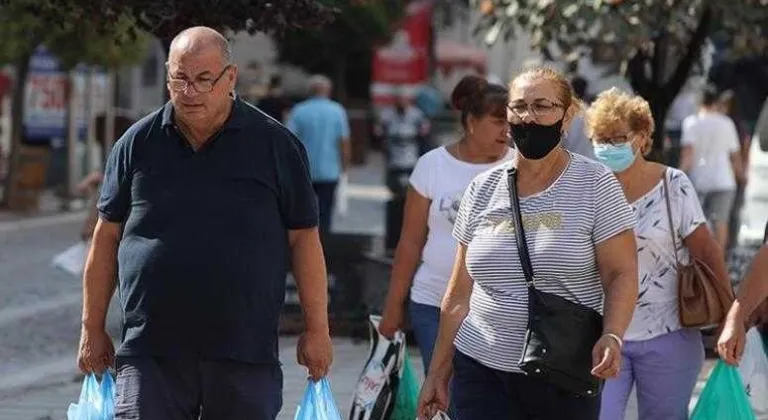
[65,70,79,204]
[1,51,32,207]
[104,69,117,160]
[647,99,670,163]
[626,6,712,165]
[335,55,348,103]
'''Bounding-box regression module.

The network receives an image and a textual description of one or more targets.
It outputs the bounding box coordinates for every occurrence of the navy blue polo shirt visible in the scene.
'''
[97,99,318,365]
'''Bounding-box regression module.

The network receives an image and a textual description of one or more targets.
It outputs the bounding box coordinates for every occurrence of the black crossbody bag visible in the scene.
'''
[507,167,604,397]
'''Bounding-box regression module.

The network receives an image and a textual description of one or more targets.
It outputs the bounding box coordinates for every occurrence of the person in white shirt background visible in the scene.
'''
[680,84,747,250]
[378,75,513,373]
[664,81,699,169]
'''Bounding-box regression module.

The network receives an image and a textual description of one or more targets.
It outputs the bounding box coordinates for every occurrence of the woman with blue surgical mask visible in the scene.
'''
[586,88,730,420]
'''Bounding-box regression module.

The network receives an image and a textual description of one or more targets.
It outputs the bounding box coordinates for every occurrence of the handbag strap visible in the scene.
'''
[507,167,536,287]
[661,168,681,269]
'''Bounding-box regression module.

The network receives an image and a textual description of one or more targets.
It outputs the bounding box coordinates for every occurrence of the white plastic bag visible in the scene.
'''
[67,373,115,420]
[52,242,89,277]
[336,173,349,216]
[348,315,406,420]
[738,328,768,419]
[294,378,342,420]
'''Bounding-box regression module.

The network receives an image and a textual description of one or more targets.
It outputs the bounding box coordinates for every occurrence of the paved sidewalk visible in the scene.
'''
[0,337,424,420]
[0,189,78,224]
[0,335,715,420]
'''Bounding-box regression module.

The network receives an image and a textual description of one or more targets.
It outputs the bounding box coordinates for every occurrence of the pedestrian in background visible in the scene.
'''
[286,75,351,237]
[562,75,596,160]
[587,88,730,420]
[718,90,753,250]
[77,26,332,420]
[417,67,639,420]
[257,74,291,122]
[378,75,513,374]
[679,84,746,250]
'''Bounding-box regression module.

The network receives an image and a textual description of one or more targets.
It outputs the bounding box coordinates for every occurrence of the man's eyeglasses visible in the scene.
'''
[167,65,231,93]
[508,100,563,118]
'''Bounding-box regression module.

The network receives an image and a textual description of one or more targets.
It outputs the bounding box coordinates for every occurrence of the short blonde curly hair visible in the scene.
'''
[585,88,655,154]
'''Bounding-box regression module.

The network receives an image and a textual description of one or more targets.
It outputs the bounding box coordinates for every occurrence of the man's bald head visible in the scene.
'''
[166,26,238,128]
[169,26,232,65]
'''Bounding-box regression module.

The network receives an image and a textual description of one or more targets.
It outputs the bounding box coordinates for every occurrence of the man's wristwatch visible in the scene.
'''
[602,333,624,349]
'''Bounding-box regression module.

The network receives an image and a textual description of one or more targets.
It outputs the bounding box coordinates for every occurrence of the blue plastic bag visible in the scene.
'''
[294,377,342,420]
[67,373,116,420]
[690,360,756,420]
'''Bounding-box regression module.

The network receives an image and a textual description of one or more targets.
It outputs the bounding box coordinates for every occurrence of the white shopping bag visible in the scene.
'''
[738,328,768,419]
[348,315,406,420]
[52,242,89,277]
[336,174,349,216]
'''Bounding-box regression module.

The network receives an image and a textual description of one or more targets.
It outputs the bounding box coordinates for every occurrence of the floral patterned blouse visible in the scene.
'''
[624,168,707,341]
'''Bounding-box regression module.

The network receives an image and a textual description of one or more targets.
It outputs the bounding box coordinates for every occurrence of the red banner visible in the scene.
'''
[371,0,432,105]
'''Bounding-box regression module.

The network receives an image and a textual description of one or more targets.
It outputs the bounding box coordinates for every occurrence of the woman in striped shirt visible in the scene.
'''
[416,67,640,420]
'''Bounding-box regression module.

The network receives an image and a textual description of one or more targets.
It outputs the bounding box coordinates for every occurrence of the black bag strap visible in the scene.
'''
[507,167,536,288]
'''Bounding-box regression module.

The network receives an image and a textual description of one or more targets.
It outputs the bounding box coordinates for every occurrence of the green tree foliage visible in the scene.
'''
[276,0,405,100]
[0,0,149,205]
[34,0,341,53]
[472,0,768,158]
[46,14,150,71]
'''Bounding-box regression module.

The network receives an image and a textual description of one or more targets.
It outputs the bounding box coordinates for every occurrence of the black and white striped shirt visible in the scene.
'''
[452,153,636,372]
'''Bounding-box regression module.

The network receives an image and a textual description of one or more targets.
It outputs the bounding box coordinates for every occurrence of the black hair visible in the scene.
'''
[701,84,720,106]
[450,75,508,128]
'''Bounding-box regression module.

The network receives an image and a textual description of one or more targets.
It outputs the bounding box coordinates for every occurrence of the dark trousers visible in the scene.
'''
[312,181,337,237]
[728,181,747,250]
[114,356,282,420]
[451,351,600,420]
[665,129,682,169]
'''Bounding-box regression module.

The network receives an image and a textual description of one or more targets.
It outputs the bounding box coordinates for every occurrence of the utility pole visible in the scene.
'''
[104,69,116,159]
[65,70,78,209]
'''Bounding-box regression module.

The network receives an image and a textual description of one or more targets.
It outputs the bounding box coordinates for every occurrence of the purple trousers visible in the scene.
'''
[599,328,703,420]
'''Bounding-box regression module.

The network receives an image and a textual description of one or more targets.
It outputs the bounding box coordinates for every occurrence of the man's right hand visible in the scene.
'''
[77,326,115,374]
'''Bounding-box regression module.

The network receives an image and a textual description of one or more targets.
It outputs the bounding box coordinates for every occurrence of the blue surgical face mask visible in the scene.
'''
[593,141,637,173]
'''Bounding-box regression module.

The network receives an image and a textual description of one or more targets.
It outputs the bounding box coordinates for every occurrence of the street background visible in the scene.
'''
[0,1,766,419]
[0,151,726,419]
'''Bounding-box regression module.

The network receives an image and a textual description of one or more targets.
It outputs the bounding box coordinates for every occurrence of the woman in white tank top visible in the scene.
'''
[378,75,513,375]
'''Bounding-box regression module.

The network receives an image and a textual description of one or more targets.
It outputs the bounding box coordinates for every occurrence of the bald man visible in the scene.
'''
[77,26,333,419]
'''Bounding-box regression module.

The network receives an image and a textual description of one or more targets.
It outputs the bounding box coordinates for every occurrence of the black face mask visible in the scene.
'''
[509,120,563,160]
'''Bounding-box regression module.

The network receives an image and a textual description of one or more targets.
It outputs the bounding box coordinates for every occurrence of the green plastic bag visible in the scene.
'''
[389,351,419,420]
[690,360,756,420]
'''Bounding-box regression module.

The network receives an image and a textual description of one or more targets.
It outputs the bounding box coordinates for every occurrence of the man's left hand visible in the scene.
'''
[297,329,333,381]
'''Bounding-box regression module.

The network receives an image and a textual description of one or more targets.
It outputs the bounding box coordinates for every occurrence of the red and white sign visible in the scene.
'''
[24,46,108,140]
[371,0,432,106]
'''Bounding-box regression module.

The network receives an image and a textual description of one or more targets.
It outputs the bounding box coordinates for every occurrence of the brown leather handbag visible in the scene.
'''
[662,170,735,328]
